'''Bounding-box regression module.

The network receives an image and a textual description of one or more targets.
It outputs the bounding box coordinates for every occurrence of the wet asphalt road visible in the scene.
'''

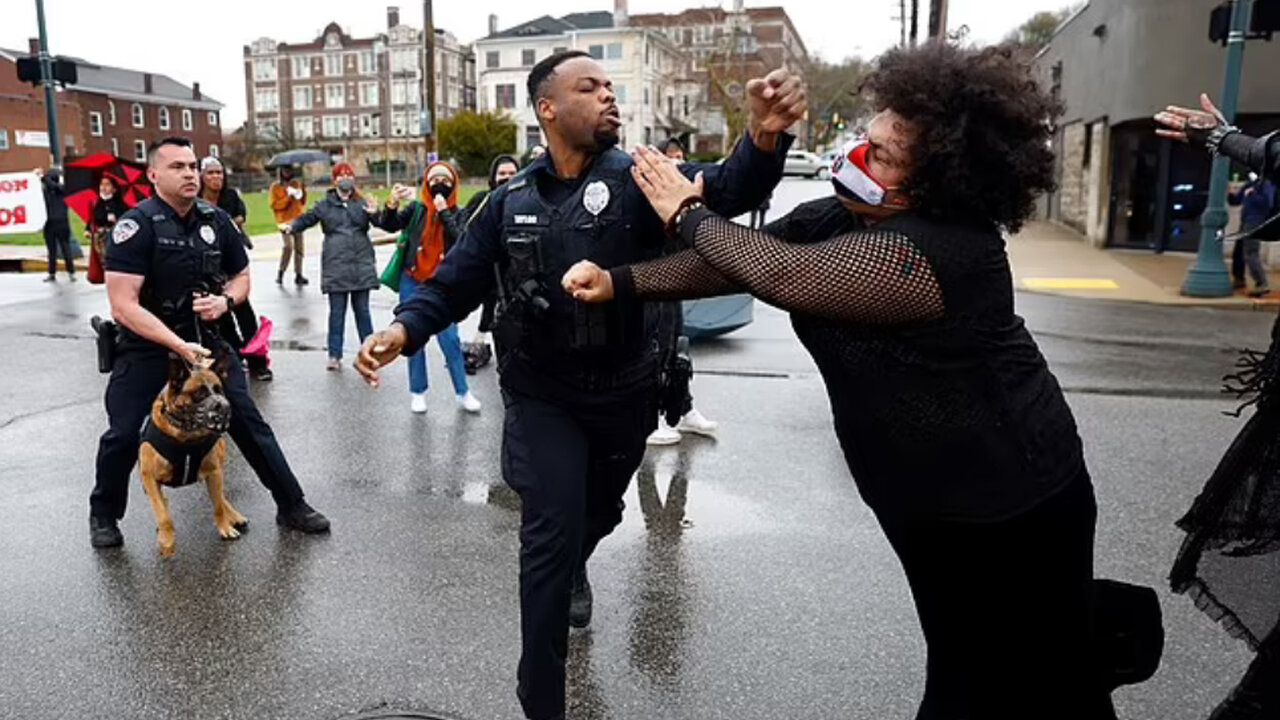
[0,178,1276,720]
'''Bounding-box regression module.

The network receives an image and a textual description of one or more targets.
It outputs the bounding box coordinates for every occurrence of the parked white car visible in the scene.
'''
[784,150,831,179]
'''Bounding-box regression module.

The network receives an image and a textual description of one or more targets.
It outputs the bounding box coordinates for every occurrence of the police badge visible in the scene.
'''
[199,225,217,245]
[583,181,610,217]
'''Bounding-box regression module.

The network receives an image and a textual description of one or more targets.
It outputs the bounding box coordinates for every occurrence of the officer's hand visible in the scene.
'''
[175,341,211,367]
[192,293,229,322]
[1155,93,1227,144]
[630,145,705,223]
[562,260,614,303]
[747,68,807,137]
[355,324,408,388]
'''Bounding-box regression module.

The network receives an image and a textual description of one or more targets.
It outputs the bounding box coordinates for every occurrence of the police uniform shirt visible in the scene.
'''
[106,197,248,277]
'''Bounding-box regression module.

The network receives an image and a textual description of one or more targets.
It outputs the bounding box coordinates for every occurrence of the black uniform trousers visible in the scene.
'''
[501,387,656,720]
[218,300,268,374]
[90,342,305,521]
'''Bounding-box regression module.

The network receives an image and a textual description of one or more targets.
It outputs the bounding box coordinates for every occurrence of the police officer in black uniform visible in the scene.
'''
[355,52,805,720]
[89,137,329,548]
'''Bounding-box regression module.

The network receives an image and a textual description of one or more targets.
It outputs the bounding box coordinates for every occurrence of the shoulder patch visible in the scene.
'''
[113,218,140,244]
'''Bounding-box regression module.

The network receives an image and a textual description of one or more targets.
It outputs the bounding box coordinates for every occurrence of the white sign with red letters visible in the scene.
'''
[0,172,48,234]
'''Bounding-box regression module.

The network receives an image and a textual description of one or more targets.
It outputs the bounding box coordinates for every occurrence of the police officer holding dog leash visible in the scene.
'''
[89,137,329,549]
[355,51,805,720]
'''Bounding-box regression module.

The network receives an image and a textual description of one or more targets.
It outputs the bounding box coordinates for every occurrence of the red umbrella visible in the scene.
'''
[63,153,151,224]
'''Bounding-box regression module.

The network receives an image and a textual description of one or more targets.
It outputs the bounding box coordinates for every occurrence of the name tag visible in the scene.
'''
[514,214,540,225]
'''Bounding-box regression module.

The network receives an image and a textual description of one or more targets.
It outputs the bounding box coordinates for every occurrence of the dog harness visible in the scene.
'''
[140,417,219,488]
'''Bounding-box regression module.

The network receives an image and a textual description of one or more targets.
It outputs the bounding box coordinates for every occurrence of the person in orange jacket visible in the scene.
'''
[270,165,309,286]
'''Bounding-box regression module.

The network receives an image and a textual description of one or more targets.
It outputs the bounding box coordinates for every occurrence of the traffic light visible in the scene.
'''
[14,56,77,86]
[1210,0,1280,44]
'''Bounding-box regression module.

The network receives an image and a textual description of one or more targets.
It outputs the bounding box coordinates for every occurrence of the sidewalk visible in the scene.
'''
[1008,221,1280,310]
[0,228,398,274]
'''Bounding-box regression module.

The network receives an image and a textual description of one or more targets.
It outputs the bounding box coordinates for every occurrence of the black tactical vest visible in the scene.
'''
[136,198,227,342]
[496,149,663,376]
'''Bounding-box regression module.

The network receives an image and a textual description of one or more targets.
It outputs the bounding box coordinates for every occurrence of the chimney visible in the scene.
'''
[733,0,744,12]
[614,0,628,26]
[27,37,39,55]
[143,72,153,94]
[387,6,400,29]
[192,82,202,101]
[488,14,498,36]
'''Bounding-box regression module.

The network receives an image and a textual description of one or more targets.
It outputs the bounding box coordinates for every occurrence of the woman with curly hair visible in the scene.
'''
[565,43,1121,718]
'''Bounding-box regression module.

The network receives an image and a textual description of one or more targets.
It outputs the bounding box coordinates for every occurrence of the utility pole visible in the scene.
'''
[423,0,437,153]
[928,0,949,41]
[34,0,61,166]
[898,0,907,48]
[1183,0,1254,297]
[910,0,920,46]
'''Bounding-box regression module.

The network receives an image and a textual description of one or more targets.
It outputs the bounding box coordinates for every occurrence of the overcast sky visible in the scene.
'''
[3,0,1075,128]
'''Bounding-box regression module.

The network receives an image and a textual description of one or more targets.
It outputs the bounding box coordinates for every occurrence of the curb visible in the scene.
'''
[1016,286,1280,312]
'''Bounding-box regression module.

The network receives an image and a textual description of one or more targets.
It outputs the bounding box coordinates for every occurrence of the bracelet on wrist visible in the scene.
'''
[1207,124,1241,156]
[665,196,706,236]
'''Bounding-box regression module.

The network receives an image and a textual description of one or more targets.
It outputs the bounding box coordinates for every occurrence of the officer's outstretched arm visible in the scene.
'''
[105,272,207,365]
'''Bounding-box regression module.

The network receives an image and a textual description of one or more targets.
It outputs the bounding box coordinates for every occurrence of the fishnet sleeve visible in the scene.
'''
[676,208,945,324]
[612,249,743,302]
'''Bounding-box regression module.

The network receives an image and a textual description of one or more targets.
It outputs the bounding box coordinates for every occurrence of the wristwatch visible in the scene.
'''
[222,293,235,312]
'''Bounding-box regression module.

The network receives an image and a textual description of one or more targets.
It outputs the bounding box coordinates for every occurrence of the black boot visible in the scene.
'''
[294,274,309,286]
[89,516,123,548]
[275,271,284,285]
[276,500,330,534]
[1209,633,1280,719]
[569,566,593,629]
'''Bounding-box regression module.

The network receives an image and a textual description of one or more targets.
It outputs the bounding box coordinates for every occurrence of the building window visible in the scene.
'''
[606,43,623,60]
[391,78,419,106]
[645,43,651,65]
[208,111,218,127]
[253,58,277,81]
[322,116,349,138]
[525,125,541,151]
[254,87,279,111]
[667,95,674,117]
[133,139,146,162]
[392,111,411,136]
[614,84,628,104]
[181,109,193,131]
[64,134,75,154]
[643,88,649,106]
[158,106,170,130]
[326,84,345,109]
[209,144,219,158]
[108,101,116,125]
[588,45,604,60]
[359,81,379,107]
[391,48,418,73]
[344,52,357,72]
[292,56,311,79]
[293,86,313,110]
[110,138,118,156]
[259,120,280,140]
[683,95,689,116]
[359,50,376,74]
[359,113,379,137]
[644,126,652,146]
[522,49,536,66]
[0,129,8,151]
[294,117,314,140]
[553,46,568,54]
[89,111,103,136]
[131,103,144,128]
[496,83,516,110]
[486,51,500,69]
[325,53,343,76]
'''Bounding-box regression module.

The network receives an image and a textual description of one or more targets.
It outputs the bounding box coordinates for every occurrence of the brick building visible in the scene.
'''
[628,0,810,153]
[243,7,477,177]
[0,41,222,173]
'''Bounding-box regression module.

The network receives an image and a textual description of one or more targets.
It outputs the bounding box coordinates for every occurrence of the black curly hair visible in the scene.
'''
[861,43,1062,233]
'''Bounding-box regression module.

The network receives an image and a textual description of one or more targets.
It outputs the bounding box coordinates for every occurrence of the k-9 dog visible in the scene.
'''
[138,352,246,556]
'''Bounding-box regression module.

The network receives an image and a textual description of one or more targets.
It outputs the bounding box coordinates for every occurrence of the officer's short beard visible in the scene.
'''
[591,128,620,154]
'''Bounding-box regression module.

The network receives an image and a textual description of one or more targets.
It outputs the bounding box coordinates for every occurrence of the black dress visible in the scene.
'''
[610,198,1120,719]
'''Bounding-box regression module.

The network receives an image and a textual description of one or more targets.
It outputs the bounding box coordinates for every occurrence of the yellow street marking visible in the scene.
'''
[1021,278,1119,290]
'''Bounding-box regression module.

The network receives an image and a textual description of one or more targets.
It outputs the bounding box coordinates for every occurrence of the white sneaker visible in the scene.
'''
[409,389,430,412]
[676,407,719,437]
[458,391,482,413]
[646,425,682,446]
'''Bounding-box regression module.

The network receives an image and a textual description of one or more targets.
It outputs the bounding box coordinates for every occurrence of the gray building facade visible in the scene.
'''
[1036,0,1280,251]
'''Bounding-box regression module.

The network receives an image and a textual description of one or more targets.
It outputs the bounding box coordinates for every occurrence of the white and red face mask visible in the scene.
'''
[831,138,909,210]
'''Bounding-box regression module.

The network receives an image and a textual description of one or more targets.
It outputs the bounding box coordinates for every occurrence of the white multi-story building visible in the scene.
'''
[475,5,701,157]
[242,6,476,174]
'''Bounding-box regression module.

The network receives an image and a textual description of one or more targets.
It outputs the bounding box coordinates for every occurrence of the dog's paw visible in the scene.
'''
[157,533,176,557]
[217,524,242,541]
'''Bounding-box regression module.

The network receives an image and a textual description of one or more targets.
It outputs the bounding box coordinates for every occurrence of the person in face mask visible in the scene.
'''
[384,161,481,413]
[281,163,401,371]
[460,154,521,374]
[565,43,1136,719]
